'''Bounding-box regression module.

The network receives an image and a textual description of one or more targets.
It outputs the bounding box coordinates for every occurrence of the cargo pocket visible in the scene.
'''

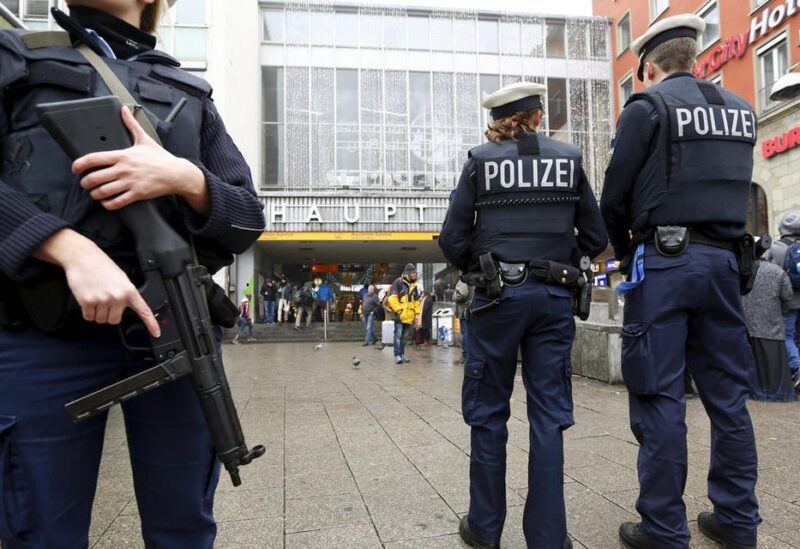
[620,322,659,396]
[461,357,485,425]
[0,416,33,544]
[559,353,575,430]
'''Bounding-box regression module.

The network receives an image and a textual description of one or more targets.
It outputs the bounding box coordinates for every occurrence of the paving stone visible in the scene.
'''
[90,341,800,548]
[215,518,283,549]
[285,524,382,549]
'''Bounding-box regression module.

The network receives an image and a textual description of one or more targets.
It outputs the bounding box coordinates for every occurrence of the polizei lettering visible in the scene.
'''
[480,157,576,193]
[671,106,756,142]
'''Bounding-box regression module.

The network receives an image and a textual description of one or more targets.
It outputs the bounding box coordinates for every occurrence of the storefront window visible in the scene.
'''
[431,17,453,51]
[522,20,544,57]
[500,21,521,55]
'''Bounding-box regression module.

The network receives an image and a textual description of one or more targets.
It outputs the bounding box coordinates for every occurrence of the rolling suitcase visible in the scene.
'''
[381,320,395,345]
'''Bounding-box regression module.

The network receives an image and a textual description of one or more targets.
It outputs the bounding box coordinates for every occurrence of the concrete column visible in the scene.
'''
[235,248,256,302]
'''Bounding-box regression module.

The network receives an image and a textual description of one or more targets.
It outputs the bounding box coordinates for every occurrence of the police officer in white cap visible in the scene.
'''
[440,83,607,549]
[0,0,266,547]
[601,14,760,549]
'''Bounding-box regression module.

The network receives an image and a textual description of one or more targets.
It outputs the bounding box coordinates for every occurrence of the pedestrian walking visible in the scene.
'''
[0,1,265,546]
[386,264,422,364]
[601,14,761,549]
[417,292,435,345]
[361,285,380,346]
[232,295,255,344]
[743,254,796,402]
[439,81,606,549]
[293,282,314,330]
[768,212,800,390]
[277,277,292,323]
[260,277,277,323]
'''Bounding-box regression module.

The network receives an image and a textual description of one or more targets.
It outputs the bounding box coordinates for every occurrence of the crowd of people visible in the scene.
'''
[742,211,800,402]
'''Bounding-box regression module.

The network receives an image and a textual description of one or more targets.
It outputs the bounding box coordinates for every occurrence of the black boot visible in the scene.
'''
[619,522,660,549]
[697,512,756,549]
[459,516,500,549]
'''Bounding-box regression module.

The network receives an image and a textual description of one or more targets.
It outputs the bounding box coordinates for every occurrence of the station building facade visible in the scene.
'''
[240,0,615,296]
[594,0,800,239]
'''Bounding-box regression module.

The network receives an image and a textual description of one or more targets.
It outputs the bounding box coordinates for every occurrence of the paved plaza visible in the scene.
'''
[90,341,800,548]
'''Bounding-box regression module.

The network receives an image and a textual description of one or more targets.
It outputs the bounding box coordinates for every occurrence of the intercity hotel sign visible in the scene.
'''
[694,0,798,78]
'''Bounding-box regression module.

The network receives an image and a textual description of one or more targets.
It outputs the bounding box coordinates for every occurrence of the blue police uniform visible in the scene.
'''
[439,85,607,548]
[601,21,761,548]
[0,8,264,548]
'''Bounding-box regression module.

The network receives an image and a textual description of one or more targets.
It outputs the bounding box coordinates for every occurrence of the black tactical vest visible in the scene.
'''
[0,30,210,261]
[625,75,756,236]
[469,133,581,264]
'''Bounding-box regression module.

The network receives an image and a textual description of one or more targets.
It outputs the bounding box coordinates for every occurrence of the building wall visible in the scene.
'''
[594,0,800,115]
[754,101,800,232]
[258,1,614,208]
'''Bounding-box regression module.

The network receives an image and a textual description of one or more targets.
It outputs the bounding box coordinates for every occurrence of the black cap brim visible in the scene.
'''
[636,27,698,81]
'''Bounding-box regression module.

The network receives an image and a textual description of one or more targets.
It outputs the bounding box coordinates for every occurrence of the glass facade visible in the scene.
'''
[260,3,613,195]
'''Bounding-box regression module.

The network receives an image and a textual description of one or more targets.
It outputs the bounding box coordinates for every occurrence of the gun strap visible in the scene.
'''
[74,43,162,146]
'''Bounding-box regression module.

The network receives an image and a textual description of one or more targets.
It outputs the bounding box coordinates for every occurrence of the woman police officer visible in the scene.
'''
[439,82,607,549]
[0,1,264,547]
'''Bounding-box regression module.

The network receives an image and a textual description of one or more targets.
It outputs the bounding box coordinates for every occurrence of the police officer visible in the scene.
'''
[601,14,760,549]
[439,82,607,549]
[0,1,265,547]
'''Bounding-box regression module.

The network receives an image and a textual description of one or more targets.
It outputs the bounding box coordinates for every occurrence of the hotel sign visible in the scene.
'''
[694,1,799,78]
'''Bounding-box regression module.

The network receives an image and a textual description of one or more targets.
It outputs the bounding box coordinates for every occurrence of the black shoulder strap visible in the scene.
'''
[517,133,540,156]
[697,81,725,105]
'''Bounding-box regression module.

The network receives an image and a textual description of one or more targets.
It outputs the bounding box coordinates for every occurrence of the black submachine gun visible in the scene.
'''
[36,96,264,486]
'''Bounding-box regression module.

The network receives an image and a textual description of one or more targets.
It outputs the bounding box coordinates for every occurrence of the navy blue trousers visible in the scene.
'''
[463,279,575,548]
[622,244,760,548]
[0,325,221,549]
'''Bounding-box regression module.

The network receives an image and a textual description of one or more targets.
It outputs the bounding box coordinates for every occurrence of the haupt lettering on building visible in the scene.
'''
[762,126,800,158]
[270,204,428,224]
[694,0,798,79]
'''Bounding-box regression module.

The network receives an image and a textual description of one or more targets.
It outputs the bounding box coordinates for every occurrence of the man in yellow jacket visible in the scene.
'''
[387,263,422,364]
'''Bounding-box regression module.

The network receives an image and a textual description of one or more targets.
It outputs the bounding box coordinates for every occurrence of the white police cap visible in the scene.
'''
[481,82,547,121]
[630,14,705,82]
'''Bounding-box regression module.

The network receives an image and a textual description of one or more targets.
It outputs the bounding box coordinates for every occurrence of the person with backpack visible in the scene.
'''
[294,282,314,331]
[769,212,800,390]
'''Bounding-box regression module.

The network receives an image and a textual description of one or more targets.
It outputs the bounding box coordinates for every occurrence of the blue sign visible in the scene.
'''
[605,260,621,273]
[595,274,609,287]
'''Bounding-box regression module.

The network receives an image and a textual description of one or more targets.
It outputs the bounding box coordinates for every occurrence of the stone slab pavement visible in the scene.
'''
[90,341,800,548]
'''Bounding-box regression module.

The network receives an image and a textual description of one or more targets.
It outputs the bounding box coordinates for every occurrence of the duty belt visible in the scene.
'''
[461,259,581,290]
[650,226,738,257]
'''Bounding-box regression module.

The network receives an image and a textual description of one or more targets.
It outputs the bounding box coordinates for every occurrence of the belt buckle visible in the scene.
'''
[498,262,528,287]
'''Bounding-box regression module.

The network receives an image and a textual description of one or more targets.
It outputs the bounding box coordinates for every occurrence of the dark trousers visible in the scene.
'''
[622,244,760,547]
[464,279,575,548]
[0,325,221,548]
